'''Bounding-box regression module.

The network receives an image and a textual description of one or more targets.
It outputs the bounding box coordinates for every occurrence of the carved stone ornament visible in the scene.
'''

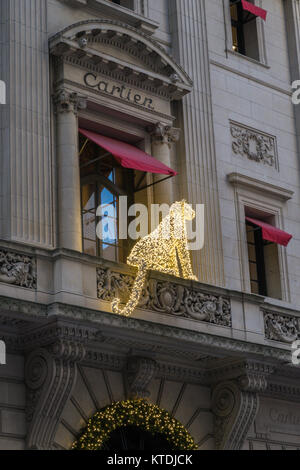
[53,88,87,114]
[264,311,300,343]
[230,121,278,168]
[148,122,181,146]
[0,249,37,289]
[97,268,232,327]
[125,356,157,399]
[25,330,86,449]
[211,363,270,450]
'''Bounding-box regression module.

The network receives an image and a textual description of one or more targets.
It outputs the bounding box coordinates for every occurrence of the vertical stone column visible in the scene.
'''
[0,0,53,247]
[54,89,86,252]
[284,0,300,161]
[169,0,225,286]
[148,123,180,206]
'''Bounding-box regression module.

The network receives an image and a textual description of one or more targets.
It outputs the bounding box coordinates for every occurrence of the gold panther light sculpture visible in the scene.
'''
[112,200,198,317]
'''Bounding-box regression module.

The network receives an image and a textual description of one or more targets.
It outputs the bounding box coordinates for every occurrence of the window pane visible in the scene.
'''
[102,243,118,262]
[247,244,256,263]
[101,187,114,206]
[251,281,259,295]
[249,262,258,282]
[83,211,96,241]
[83,239,97,257]
[82,184,96,211]
[230,3,238,21]
[99,202,118,244]
[247,227,255,244]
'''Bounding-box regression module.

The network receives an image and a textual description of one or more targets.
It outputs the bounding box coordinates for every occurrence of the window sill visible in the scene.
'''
[62,0,159,35]
[227,48,270,69]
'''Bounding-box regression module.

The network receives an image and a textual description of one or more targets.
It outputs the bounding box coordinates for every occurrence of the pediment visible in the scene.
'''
[50,19,193,100]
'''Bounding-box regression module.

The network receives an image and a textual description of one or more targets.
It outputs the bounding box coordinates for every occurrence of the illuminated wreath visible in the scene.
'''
[72,399,198,450]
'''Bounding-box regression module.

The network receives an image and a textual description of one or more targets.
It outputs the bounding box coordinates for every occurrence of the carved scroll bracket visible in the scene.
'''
[25,339,86,450]
[211,361,274,450]
[124,356,157,399]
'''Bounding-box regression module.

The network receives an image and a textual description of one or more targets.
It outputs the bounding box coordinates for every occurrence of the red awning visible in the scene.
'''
[241,0,267,21]
[246,217,292,247]
[79,128,177,176]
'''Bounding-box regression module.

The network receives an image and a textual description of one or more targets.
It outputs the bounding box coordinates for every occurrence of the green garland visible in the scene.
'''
[73,399,198,450]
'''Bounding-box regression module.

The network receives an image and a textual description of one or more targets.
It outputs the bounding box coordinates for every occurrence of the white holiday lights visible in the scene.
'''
[112,200,198,317]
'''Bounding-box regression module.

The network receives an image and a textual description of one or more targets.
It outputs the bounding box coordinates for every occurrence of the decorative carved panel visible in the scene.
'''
[0,249,37,289]
[264,310,300,343]
[230,121,278,169]
[97,267,231,327]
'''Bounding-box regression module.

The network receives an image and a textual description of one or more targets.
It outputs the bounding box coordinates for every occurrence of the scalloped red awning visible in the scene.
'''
[246,217,292,247]
[79,128,177,176]
[241,0,267,21]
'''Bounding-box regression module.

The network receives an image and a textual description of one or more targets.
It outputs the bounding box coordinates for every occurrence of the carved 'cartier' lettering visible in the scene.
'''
[83,73,156,111]
[143,97,155,110]
[84,72,98,88]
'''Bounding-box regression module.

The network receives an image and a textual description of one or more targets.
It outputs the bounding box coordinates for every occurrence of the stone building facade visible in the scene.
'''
[0,0,300,450]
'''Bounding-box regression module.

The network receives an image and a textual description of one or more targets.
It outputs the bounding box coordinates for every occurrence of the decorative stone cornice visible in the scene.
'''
[148,122,181,146]
[207,359,275,388]
[49,19,193,100]
[0,293,293,365]
[264,310,300,343]
[125,356,157,399]
[59,0,159,36]
[266,380,300,403]
[228,172,294,201]
[53,88,87,114]
[21,319,97,352]
[46,302,295,368]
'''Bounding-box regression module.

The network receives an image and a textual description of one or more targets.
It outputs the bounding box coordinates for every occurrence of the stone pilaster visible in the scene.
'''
[0,0,53,247]
[148,122,180,206]
[54,89,86,252]
[169,0,225,286]
[284,0,300,162]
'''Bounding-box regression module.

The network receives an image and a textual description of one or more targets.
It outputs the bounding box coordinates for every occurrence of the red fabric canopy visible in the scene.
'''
[241,0,267,21]
[79,128,177,176]
[246,217,292,247]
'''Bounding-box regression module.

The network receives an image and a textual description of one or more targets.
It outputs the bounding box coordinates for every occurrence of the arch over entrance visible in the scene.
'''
[50,19,193,90]
[49,19,193,102]
[72,399,197,450]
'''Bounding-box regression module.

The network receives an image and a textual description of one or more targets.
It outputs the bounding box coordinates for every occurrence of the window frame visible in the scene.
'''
[78,115,154,264]
[224,0,268,65]
[228,173,292,302]
[246,220,268,296]
[81,169,124,261]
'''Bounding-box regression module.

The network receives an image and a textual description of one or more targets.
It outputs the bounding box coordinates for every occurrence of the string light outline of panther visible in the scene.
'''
[111,200,198,318]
